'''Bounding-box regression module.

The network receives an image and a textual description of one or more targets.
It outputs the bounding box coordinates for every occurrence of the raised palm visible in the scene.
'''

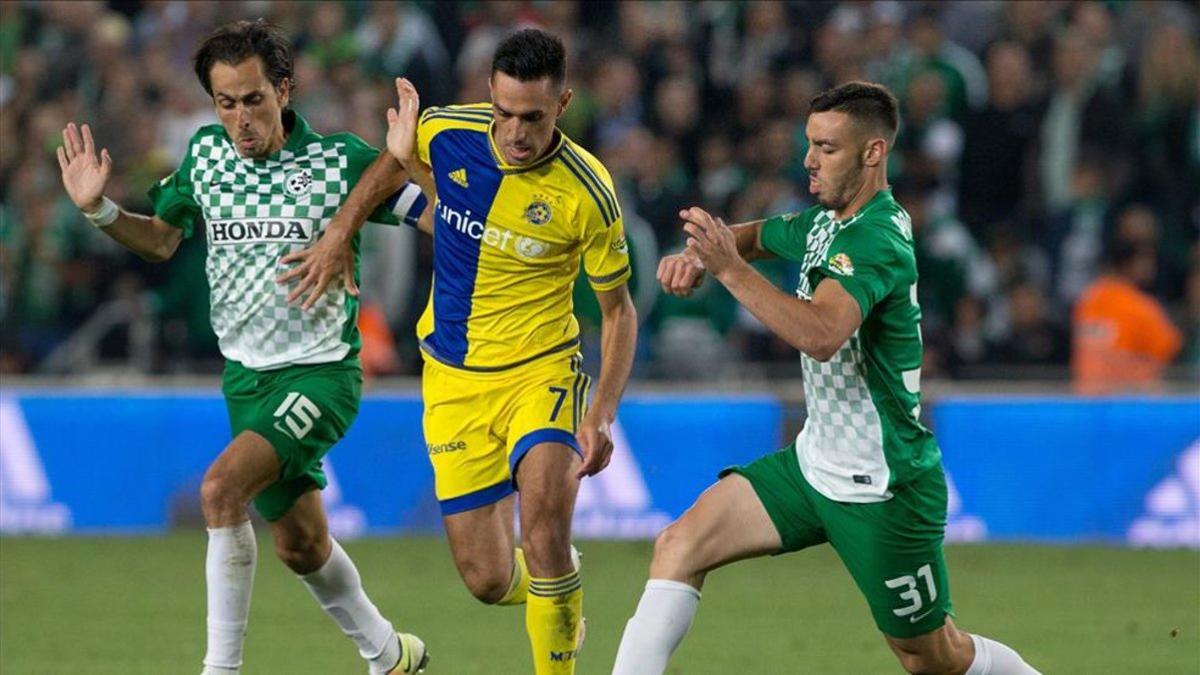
[57,122,112,212]
[385,78,421,165]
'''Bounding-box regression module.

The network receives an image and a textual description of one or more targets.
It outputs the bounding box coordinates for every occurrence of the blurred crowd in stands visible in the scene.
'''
[1,1,1197,388]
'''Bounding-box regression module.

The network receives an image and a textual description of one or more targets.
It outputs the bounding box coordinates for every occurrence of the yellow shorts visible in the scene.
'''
[421,352,591,515]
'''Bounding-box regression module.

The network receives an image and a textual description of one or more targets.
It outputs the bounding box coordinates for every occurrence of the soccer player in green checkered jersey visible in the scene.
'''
[56,20,428,675]
[612,82,1040,675]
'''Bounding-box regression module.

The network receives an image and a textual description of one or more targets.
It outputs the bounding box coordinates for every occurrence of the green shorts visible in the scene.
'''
[223,358,362,521]
[721,445,954,639]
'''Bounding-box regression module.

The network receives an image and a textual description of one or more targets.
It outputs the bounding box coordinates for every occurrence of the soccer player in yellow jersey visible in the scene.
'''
[284,29,637,674]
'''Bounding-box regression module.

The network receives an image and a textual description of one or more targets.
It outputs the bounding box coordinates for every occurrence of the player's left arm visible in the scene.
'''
[577,282,637,478]
[682,206,862,361]
[576,162,638,478]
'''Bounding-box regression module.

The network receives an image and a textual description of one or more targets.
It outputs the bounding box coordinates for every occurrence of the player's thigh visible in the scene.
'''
[224,360,362,522]
[514,441,580,528]
[691,444,829,562]
[203,429,282,503]
[443,494,517,582]
[653,447,830,583]
[422,360,514,516]
[654,474,781,574]
[822,466,954,640]
[506,353,588,490]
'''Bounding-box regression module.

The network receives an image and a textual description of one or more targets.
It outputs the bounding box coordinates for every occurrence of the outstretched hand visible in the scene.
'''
[276,229,357,311]
[57,122,112,212]
[386,78,420,166]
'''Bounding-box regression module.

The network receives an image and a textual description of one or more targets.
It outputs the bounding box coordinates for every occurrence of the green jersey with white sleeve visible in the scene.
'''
[148,111,425,371]
[759,187,940,503]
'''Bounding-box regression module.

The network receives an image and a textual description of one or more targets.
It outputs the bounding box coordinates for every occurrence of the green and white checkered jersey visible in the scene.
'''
[149,112,424,371]
[760,188,940,503]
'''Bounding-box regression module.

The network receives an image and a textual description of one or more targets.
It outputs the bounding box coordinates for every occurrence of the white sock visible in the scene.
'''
[300,538,398,673]
[204,521,257,673]
[612,579,702,675]
[966,633,1041,675]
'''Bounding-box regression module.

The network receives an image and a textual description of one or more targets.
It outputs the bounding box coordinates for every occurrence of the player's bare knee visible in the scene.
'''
[460,565,509,604]
[273,529,327,574]
[199,473,244,523]
[649,521,698,578]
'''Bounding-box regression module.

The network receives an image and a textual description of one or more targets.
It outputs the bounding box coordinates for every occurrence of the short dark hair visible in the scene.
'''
[491,28,566,87]
[810,82,900,144]
[193,19,294,97]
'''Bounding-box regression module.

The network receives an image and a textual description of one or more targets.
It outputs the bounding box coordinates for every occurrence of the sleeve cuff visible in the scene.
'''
[588,265,632,291]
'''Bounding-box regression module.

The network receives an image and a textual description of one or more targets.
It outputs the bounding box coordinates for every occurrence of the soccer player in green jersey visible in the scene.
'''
[56,20,428,675]
[612,82,1040,675]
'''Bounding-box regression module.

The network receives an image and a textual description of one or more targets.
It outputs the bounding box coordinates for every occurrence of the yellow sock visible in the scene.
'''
[497,547,530,606]
[526,570,583,674]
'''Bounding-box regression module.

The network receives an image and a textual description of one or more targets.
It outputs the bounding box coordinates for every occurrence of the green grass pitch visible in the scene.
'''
[1,536,1197,673]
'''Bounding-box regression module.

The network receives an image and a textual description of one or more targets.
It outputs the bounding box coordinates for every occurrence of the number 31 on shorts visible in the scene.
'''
[886,563,938,620]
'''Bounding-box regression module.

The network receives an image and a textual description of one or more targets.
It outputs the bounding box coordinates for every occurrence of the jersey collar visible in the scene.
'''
[282,111,317,152]
[241,110,316,161]
[839,186,894,225]
[487,125,566,174]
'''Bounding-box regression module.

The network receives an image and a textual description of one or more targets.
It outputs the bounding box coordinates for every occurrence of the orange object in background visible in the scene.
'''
[1072,275,1182,394]
[358,301,400,378]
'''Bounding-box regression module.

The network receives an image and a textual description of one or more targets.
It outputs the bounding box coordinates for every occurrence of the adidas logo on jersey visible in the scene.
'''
[449,168,469,188]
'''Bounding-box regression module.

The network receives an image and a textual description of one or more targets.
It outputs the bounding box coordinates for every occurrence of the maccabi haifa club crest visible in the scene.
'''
[829,252,855,276]
[524,195,553,225]
[286,170,312,198]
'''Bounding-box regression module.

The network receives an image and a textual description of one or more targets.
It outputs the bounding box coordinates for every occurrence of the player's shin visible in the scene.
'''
[611,579,701,675]
[965,634,1041,675]
[525,570,583,674]
[203,521,257,674]
[297,538,402,673]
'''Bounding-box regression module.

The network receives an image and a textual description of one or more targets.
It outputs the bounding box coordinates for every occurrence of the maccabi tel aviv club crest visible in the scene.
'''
[524,195,553,225]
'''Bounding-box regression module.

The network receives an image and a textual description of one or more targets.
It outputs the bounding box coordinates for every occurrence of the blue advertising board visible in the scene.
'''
[0,391,781,539]
[935,396,1199,547]
[1,390,1196,547]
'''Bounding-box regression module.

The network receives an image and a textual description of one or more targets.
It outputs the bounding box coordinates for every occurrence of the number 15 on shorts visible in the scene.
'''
[886,563,937,622]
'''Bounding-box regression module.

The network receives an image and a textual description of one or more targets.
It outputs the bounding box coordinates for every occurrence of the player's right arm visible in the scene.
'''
[276,77,435,310]
[57,122,182,263]
[658,217,771,297]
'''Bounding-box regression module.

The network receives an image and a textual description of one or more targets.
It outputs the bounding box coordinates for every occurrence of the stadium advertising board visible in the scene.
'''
[1,392,1196,547]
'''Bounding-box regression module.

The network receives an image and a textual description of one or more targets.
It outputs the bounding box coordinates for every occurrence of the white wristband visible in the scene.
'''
[82,197,119,228]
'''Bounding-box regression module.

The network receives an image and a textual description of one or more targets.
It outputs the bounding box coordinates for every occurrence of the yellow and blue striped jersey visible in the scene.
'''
[415,103,631,371]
